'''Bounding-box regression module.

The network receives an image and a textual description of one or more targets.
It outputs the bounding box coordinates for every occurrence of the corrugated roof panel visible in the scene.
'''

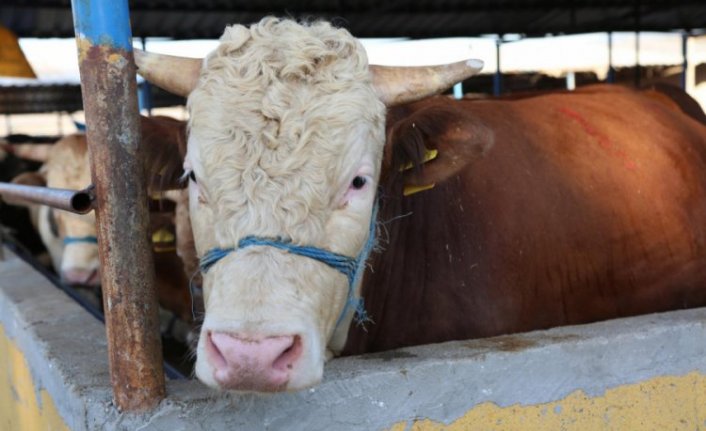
[1,1,705,39]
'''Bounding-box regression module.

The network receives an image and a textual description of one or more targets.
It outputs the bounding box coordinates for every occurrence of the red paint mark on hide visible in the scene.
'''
[557,107,637,171]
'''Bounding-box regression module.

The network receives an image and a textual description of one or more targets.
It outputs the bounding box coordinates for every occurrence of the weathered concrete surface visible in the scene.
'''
[1,248,706,430]
[0,324,70,430]
[0,252,112,431]
[394,372,706,429]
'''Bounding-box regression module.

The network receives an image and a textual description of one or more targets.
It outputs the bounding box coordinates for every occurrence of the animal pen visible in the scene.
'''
[1,1,706,430]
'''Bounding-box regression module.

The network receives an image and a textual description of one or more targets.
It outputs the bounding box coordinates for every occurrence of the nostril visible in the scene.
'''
[272,335,302,372]
[204,332,304,391]
[206,331,227,370]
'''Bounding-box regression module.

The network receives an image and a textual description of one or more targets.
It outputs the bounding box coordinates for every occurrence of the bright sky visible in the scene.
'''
[9,32,706,84]
[3,31,706,136]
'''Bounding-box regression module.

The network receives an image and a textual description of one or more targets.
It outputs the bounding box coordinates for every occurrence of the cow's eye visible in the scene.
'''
[189,171,198,184]
[351,176,366,189]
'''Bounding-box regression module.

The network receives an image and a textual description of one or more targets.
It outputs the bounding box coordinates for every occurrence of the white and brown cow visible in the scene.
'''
[11,134,100,286]
[136,17,480,392]
[6,118,196,326]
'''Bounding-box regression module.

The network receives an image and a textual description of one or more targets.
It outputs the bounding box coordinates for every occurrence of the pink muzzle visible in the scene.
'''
[205,332,303,392]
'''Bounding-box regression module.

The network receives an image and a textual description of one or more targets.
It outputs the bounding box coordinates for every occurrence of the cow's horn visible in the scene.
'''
[370,59,484,106]
[134,49,202,97]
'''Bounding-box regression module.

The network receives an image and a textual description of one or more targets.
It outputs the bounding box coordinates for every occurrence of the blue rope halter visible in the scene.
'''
[63,236,98,245]
[200,204,378,329]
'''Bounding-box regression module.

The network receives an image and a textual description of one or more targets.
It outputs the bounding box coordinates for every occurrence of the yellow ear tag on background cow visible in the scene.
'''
[399,148,439,172]
[152,228,176,253]
[403,183,436,196]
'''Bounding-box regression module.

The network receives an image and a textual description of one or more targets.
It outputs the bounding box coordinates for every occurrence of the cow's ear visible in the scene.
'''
[384,101,494,195]
[2,171,47,206]
[140,115,188,191]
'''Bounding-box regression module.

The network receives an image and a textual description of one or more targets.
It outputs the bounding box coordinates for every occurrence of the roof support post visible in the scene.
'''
[566,71,576,91]
[681,30,689,90]
[634,31,641,87]
[633,1,641,87]
[138,37,153,115]
[607,32,615,83]
[453,82,463,99]
[70,0,165,411]
[493,37,502,96]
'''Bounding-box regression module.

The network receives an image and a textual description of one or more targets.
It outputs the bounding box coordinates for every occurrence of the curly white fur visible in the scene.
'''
[186,18,386,391]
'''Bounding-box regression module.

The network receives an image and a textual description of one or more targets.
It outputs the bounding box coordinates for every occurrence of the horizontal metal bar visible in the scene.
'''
[0,182,95,214]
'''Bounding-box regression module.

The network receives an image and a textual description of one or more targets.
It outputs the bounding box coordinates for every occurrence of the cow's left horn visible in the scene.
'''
[134,49,202,97]
[370,59,484,106]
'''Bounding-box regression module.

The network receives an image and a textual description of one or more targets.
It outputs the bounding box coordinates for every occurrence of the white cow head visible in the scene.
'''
[136,17,482,392]
[11,135,100,286]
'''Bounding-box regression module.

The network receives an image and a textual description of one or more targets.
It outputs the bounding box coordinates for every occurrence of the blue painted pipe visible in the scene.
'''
[493,38,502,96]
[71,0,133,50]
[138,38,153,114]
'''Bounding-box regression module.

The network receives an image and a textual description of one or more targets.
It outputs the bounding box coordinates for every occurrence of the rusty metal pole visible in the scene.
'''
[70,0,165,411]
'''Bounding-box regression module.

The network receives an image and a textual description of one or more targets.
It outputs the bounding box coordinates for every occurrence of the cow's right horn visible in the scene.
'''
[134,49,202,97]
[370,59,484,106]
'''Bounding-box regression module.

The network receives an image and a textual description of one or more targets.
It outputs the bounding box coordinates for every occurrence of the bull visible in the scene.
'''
[346,85,706,353]
[135,18,706,393]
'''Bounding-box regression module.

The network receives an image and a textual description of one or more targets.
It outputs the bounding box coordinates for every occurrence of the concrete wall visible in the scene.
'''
[0,324,69,431]
[1,248,706,430]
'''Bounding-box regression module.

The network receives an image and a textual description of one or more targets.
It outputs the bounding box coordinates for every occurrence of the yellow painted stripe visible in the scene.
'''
[390,371,706,430]
[0,325,70,431]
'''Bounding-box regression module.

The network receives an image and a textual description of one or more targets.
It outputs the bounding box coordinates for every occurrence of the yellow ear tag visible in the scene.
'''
[399,148,438,172]
[152,228,176,252]
[403,183,435,196]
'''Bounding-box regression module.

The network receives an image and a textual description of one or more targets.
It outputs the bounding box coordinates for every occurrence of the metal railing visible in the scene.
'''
[0,0,167,406]
[68,0,165,411]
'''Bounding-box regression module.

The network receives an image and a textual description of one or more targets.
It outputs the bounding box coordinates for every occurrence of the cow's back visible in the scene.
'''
[345,86,706,354]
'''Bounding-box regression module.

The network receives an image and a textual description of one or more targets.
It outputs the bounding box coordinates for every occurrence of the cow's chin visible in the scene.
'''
[193,318,326,393]
[60,244,101,287]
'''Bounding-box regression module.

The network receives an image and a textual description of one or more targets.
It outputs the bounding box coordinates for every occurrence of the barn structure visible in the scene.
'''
[1,1,706,429]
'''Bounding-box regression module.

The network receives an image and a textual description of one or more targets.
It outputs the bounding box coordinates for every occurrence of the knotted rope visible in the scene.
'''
[63,236,98,245]
[200,204,378,329]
